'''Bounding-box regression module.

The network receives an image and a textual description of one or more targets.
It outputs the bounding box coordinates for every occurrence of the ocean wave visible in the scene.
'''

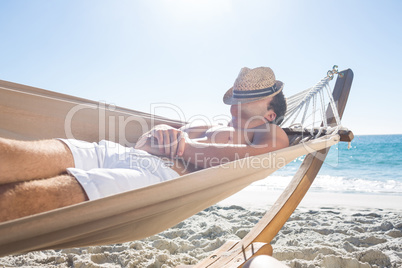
[248,175,402,195]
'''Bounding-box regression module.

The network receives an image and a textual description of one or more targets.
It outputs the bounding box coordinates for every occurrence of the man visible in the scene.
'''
[0,67,289,222]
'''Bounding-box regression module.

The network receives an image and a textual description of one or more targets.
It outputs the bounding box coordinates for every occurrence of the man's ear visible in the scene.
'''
[264,109,277,122]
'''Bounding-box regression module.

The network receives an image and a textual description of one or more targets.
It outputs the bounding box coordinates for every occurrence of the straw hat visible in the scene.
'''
[223,67,284,105]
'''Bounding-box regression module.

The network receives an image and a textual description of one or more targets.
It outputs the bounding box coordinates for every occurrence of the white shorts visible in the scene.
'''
[59,139,180,200]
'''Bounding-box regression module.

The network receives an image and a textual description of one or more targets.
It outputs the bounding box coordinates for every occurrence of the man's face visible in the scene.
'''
[229,97,276,129]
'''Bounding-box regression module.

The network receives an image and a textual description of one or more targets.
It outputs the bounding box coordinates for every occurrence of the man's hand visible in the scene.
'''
[135,125,188,158]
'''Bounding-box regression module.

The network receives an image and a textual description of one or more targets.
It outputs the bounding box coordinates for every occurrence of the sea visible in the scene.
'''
[252,134,402,196]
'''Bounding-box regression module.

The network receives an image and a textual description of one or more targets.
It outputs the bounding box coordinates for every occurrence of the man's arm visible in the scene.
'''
[135,124,215,156]
[135,124,289,170]
[135,124,187,157]
[180,126,289,169]
[179,123,213,139]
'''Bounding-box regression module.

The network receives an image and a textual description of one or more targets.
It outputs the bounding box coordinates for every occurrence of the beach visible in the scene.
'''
[1,189,401,268]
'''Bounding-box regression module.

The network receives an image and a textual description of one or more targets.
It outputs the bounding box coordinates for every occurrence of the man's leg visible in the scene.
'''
[0,137,74,184]
[0,174,88,222]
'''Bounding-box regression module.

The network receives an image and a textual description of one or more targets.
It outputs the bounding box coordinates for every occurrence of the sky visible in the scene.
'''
[1,0,401,135]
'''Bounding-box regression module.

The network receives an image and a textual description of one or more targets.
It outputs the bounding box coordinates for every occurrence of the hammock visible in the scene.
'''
[0,68,353,262]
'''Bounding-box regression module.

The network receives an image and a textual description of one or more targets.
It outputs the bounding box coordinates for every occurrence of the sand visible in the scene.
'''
[0,191,401,267]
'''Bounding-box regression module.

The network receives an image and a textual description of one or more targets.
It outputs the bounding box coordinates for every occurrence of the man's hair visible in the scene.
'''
[267,91,287,125]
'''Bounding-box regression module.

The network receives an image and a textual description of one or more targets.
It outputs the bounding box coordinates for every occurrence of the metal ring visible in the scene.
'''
[327,70,334,80]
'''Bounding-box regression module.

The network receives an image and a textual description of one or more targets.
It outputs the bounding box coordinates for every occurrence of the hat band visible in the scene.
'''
[233,84,278,99]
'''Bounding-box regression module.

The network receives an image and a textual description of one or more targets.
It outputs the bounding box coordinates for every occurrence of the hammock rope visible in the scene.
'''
[281,65,345,139]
